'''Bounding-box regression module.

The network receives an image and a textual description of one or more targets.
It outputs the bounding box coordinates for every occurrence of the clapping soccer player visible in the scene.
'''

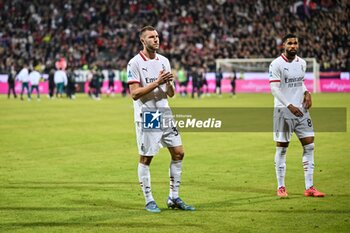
[127,26,195,213]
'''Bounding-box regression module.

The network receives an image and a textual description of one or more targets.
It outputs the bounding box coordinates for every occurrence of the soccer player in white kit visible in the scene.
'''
[127,26,195,212]
[269,34,325,198]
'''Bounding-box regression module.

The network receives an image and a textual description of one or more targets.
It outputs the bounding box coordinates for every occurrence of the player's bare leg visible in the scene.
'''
[275,142,289,198]
[299,137,325,197]
[138,155,160,212]
[166,146,195,211]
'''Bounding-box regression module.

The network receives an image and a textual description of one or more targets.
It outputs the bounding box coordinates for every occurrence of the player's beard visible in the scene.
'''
[146,43,159,53]
[286,49,297,57]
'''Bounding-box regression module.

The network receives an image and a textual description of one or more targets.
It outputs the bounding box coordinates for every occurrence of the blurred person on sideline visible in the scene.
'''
[87,69,95,98]
[7,64,17,99]
[17,63,31,101]
[66,68,76,99]
[48,68,55,99]
[120,68,128,97]
[191,67,201,99]
[177,66,187,96]
[54,66,67,98]
[29,68,42,100]
[107,68,116,97]
[231,70,237,97]
[93,66,104,100]
[215,67,223,95]
[200,67,209,96]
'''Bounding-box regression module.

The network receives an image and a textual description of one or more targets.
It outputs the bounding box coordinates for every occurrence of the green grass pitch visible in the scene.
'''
[0,93,349,233]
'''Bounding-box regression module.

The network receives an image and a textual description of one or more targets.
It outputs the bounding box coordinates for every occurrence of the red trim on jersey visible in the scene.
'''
[281,54,289,62]
[127,80,140,84]
[139,51,159,61]
[139,51,148,61]
[269,80,281,83]
[281,54,299,62]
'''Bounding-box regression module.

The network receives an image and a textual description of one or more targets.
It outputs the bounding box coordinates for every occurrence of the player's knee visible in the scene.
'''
[179,152,185,159]
[173,152,184,161]
[300,136,314,145]
[139,156,153,165]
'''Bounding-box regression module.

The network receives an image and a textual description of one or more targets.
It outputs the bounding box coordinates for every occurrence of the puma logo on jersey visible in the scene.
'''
[142,67,148,72]
[284,68,289,71]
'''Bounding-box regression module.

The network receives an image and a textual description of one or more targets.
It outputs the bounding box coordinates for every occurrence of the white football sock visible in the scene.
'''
[169,160,182,199]
[138,163,154,204]
[275,147,287,188]
[302,143,315,190]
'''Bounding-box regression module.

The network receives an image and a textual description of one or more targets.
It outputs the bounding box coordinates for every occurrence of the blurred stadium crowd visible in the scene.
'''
[0,0,349,73]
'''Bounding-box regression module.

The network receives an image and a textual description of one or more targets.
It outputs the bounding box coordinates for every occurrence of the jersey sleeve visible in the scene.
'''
[127,60,141,85]
[270,82,291,107]
[269,61,281,83]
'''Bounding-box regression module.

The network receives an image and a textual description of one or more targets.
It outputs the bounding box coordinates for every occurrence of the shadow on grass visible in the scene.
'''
[0,204,203,230]
[199,207,350,214]
[209,185,274,195]
[69,198,141,210]
[1,181,155,191]
[207,184,350,198]
[2,182,349,216]
[195,191,350,214]
[195,185,350,212]
[0,221,202,229]
[6,181,137,185]
[0,206,103,211]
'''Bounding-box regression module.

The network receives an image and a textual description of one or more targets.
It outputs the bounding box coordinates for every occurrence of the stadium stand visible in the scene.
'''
[0,0,349,72]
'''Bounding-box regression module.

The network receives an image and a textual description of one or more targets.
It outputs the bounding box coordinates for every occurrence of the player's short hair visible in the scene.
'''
[139,25,156,37]
[282,34,298,43]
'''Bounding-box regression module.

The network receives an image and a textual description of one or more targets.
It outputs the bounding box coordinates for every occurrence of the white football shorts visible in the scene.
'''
[134,122,182,156]
[273,108,315,142]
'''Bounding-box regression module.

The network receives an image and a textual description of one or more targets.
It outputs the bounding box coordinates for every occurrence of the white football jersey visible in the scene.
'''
[29,71,41,85]
[54,70,68,84]
[269,54,307,108]
[127,51,171,122]
[17,68,29,82]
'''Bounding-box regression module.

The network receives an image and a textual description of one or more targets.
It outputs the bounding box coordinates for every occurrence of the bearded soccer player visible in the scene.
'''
[269,34,325,198]
[127,25,195,212]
